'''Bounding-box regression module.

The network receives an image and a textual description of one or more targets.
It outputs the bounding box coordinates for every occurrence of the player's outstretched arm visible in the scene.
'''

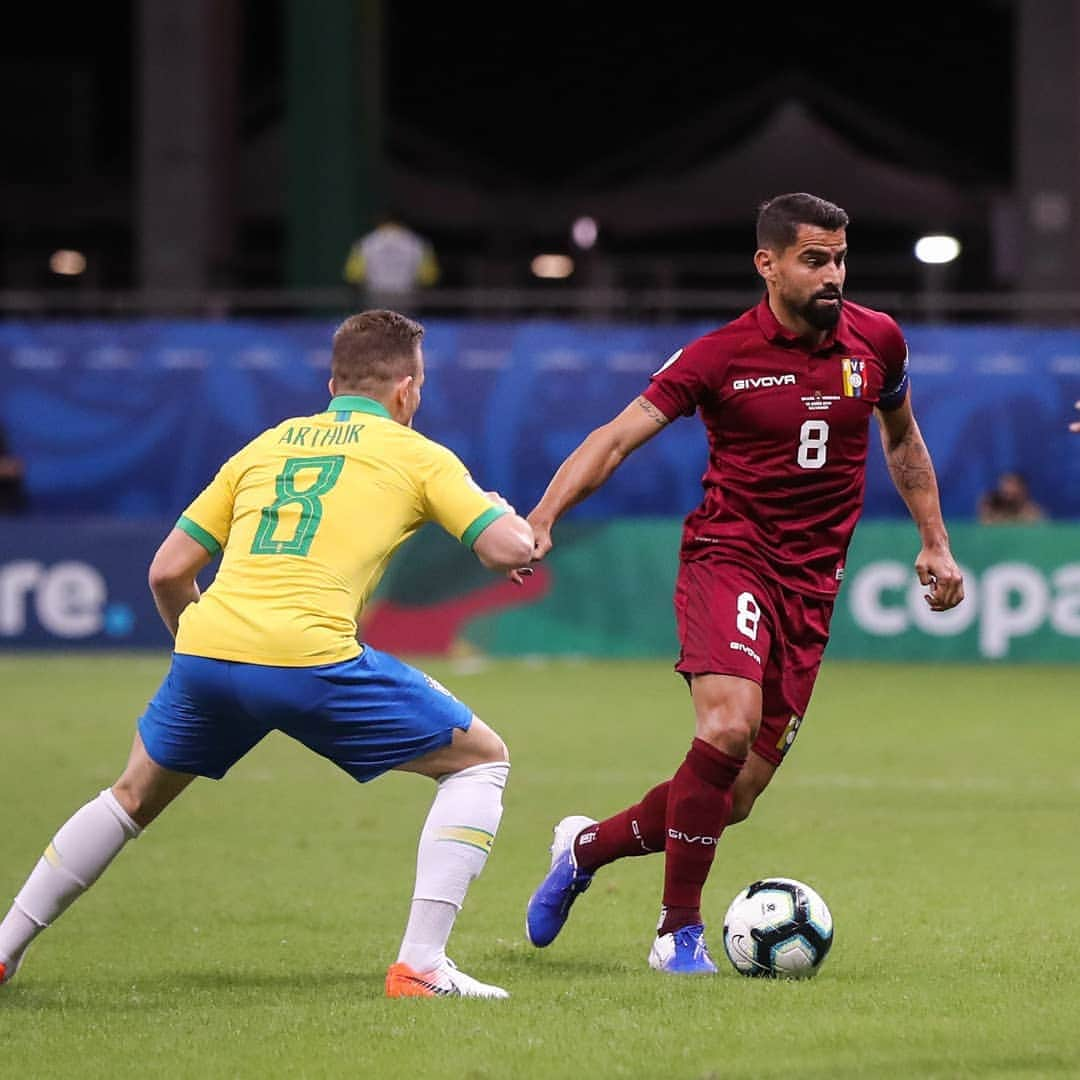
[147,528,213,637]
[528,396,670,558]
[875,395,964,612]
[1070,401,1080,432]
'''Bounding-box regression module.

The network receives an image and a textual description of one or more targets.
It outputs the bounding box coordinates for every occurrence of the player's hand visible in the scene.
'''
[507,514,554,587]
[507,565,533,586]
[915,546,964,611]
[506,510,554,584]
[527,515,554,561]
[483,491,534,585]
[1070,400,1080,432]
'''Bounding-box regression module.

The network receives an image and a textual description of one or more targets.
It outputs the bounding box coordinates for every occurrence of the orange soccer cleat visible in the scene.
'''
[385,959,508,999]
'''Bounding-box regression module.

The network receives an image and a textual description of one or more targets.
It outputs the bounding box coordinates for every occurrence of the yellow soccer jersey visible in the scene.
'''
[172,395,506,666]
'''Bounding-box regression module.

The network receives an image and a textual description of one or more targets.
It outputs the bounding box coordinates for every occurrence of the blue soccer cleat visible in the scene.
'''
[525,815,597,947]
[648,924,719,975]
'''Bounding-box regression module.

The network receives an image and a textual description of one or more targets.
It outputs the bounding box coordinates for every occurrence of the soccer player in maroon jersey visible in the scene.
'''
[523,192,965,974]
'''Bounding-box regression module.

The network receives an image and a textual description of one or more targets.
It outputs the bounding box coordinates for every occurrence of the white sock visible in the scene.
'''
[0,907,39,975]
[396,760,509,971]
[0,789,140,970]
[396,899,458,973]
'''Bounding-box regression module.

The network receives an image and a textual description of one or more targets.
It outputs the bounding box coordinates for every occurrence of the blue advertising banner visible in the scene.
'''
[0,518,175,649]
[3,518,1078,662]
[1,319,1079,523]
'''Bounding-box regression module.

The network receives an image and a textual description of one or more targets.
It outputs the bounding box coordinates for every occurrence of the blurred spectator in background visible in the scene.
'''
[977,471,1044,524]
[343,216,440,309]
[0,422,28,514]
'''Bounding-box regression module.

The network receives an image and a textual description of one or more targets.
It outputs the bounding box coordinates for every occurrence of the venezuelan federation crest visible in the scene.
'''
[841,358,865,398]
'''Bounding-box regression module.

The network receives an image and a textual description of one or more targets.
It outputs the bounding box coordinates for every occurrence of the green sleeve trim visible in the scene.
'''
[460,506,508,549]
[176,515,222,556]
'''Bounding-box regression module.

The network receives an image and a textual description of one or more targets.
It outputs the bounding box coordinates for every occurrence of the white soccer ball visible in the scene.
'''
[722,877,834,978]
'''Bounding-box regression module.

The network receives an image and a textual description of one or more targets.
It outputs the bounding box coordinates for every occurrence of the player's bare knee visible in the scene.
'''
[695,711,756,757]
[436,717,508,772]
[469,720,509,765]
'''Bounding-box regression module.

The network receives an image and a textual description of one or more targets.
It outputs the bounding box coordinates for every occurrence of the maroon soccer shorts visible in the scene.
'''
[673,556,834,767]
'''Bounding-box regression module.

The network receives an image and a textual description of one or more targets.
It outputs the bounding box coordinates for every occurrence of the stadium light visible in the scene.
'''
[531,254,574,279]
[571,216,598,250]
[49,250,87,276]
[914,234,961,265]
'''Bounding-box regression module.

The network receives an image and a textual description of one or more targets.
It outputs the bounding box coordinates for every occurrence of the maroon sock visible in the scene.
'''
[573,781,669,872]
[658,738,745,935]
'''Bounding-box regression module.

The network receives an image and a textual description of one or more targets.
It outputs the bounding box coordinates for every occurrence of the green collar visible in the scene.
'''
[326,395,392,419]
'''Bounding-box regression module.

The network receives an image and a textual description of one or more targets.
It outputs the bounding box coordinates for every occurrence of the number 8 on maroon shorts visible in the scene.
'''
[673,557,834,767]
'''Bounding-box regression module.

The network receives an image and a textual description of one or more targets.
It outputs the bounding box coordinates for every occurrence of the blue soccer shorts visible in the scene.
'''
[137,647,473,782]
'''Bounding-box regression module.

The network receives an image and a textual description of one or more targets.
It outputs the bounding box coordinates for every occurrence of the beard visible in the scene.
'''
[797,290,843,331]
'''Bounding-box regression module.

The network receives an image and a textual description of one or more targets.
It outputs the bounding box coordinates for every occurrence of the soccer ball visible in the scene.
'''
[722,877,834,978]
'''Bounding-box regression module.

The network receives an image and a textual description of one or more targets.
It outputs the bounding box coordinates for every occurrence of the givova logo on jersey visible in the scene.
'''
[731,373,797,392]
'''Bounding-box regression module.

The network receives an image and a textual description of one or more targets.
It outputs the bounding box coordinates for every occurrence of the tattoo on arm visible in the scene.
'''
[886,428,934,494]
[636,397,669,427]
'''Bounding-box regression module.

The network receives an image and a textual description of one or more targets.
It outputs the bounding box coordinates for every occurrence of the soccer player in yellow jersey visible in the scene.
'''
[0,310,534,999]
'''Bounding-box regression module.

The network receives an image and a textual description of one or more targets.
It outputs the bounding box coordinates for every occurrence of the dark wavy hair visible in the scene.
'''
[756,193,849,252]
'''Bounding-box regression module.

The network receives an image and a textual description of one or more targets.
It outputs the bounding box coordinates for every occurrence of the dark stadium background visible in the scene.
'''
[3,1,1016,295]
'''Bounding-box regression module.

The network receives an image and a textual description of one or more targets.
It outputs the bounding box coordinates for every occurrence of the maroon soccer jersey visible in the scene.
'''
[643,297,910,598]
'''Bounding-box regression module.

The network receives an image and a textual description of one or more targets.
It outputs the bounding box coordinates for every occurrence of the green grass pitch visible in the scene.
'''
[1,653,1078,1079]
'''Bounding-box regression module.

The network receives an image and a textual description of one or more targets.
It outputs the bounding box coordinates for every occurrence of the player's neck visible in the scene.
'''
[330,386,409,426]
[768,298,829,350]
